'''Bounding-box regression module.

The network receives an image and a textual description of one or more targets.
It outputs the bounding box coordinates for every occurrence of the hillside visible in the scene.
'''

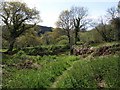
[2,25,52,35]
[1,1,120,89]
[2,42,120,88]
[36,25,52,35]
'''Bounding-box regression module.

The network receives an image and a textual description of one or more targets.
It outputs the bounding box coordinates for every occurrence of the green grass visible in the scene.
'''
[0,49,7,52]
[2,49,120,88]
[22,45,69,55]
[2,53,80,88]
[54,55,119,88]
[91,41,120,48]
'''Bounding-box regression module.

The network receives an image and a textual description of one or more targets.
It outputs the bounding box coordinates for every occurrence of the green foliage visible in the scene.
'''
[14,28,41,48]
[80,31,94,42]
[2,43,120,88]
[2,50,27,65]
[2,39,8,49]
[55,55,119,88]
[56,35,69,45]
[13,50,26,58]
[39,29,67,45]
[53,28,66,37]
[3,54,79,88]
[22,45,69,55]
[58,40,68,45]
[40,32,54,45]
[111,17,120,41]
[80,30,103,43]
[56,35,68,41]
[1,1,41,52]
[2,54,13,65]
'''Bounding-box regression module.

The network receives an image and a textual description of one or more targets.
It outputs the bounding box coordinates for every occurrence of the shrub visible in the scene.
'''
[22,45,69,55]
[58,40,68,45]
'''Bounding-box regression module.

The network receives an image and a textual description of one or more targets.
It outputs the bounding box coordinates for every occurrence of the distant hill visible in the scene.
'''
[36,25,52,35]
[1,25,53,36]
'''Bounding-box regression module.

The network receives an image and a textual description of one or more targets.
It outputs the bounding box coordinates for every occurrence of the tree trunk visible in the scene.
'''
[117,27,120,41]
[102,35,109,42]
[75,29,78,45]
[118,31,120,41]
[66,29,71,49]
[7,39,15,53]
[70,45,74,55]
[67,31,71,45]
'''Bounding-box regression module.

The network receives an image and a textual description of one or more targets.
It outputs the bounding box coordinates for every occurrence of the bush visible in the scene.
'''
[22,45,69,55]
[56,35,68,42]
[58,40,68,45]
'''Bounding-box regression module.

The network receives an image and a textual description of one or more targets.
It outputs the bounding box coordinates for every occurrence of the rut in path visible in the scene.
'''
[51,60,79,88]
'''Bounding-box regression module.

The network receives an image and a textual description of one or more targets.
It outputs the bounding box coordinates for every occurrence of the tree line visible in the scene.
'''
[0,1,120,53]
[56,2,120,45]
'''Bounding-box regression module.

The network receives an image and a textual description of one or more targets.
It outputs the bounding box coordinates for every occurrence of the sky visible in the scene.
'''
[2,0,120,27]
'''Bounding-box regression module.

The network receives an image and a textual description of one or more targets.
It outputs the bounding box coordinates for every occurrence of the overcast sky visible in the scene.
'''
[3,0,120,27]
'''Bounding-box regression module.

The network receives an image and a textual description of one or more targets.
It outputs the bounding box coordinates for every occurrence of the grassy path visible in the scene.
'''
[51,60,80,88]
[51,55,94,88]
[51,55,119,88]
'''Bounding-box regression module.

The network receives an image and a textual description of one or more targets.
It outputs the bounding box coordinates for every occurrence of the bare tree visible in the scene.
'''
[70,6,89,45]
[91,17,113,42]
[91,2,120,42]
[107,4,120,41]
[107,7,118,20]
[0,1,41,53]
[118,1,120,17]
[56,10,73,46]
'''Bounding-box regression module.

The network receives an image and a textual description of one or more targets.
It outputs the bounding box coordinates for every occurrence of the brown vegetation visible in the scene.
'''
[72,44,120,57]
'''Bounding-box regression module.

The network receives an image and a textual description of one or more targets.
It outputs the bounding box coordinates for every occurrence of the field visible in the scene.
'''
[2,43,120,89]
[1,1,120,89]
